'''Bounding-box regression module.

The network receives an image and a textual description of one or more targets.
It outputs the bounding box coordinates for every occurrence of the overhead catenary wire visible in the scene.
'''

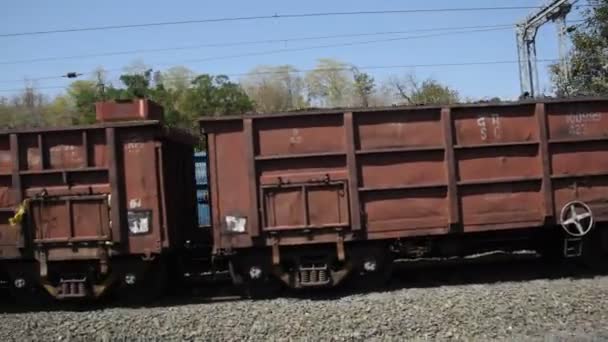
[0,58,564,94]
[0,6,589,38]
[0,26,516,84]
[0,24,518,66]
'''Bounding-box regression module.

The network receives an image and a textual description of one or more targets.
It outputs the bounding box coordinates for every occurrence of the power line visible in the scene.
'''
[0,58,562,94]
[168,27,516,68]
[0,24,515,66]
[0,26,514,84]
[0,6,574,38]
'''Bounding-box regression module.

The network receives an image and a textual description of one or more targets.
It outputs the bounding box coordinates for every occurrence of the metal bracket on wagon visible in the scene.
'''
[142,249,156,261]
[560,200,594,237]
[271,235,280,265]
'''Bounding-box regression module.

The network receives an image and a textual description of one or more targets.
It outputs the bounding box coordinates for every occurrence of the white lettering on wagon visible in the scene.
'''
[49,145,82,165]
[476,113,501,141]
[565,112,602,136]
[125,142,144,153]
[129,198,142,209]
[289,128,302,144]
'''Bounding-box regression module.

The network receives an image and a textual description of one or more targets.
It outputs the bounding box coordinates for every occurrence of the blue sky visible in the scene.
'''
[0,0,588,100]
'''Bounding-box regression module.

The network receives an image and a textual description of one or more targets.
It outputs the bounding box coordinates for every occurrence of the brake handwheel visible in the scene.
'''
[560,200,594,237]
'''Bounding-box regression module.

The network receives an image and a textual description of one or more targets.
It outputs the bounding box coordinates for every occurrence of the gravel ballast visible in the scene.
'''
[1,274,608,341]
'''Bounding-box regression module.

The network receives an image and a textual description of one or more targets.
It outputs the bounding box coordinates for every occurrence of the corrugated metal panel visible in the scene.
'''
[194,152,210,226]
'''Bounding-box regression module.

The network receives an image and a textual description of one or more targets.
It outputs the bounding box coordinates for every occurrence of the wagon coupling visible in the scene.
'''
[560,201,595,237]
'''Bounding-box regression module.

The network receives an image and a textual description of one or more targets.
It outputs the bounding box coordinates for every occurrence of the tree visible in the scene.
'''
[20,86,46,126]
[44,95,73,126]
[119,69,153,99]
[242,65,307,113]
[552,1,608,96]
[0,85,61,128]
[305,59,354,107]
[66,80,102,125]
[160,66,195,91]
[351,67,375,107]
[387,74,459,105]
[123,59,152,76]
[179,74,254,127]
[144,66,195,127]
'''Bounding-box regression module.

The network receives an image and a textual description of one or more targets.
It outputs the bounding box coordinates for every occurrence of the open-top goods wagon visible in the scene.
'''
[0,99,200,301]
[3,96,608,304]
[200,97,608,292]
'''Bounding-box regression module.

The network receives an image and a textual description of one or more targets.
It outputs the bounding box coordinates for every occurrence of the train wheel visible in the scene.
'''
[350,245,394,292]
[351,260,393,292]
[8,281,51,308]
[229,257,281,299]
[116,259,168,306]
[242,278,282,299]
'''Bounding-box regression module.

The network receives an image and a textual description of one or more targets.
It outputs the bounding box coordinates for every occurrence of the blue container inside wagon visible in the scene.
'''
[194,152,211,227]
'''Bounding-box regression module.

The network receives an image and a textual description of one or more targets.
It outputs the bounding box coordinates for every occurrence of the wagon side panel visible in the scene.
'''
[452,104,545,232]
[255,114,349,234]
[546,100,608,222]
[205,121,253,250]
[119,127,165,254]
[354,109,450,237]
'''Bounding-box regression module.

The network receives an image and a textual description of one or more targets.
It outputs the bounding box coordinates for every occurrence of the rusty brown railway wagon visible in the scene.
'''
[0,100,199,301]
[200,97,608,291]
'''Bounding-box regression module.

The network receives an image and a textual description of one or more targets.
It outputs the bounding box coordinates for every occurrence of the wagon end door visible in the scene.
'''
[254,113,353,236]
[30,195,111,244]
[261,179,350,233]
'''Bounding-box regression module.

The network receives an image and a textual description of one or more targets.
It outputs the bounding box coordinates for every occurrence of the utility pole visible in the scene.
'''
[516,0,577,98]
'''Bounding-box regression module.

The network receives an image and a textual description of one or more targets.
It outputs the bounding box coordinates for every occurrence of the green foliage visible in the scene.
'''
[0,87,47,128]
[119,69,153,99]
[552,0,608,96]
[242,65,308,113]
[305,59,354,107]
[180,75,254,118]
[62,68,252,132]
[388,74,459,105]
[0,59,462,130]
[67,80,101,125]
[45,95,73,126]
[160,66,195,91]
[352,67,375,107]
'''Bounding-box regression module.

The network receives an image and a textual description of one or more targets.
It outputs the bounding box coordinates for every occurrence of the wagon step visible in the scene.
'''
[563,238,583,258]
[183,270,230,283]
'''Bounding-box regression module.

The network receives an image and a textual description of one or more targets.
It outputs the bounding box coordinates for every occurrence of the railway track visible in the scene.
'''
[1,249,605,313]
[1,252,608,341]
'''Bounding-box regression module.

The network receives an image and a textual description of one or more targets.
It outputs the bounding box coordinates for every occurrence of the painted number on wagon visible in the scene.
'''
[125,142,144,153]
[566,112,602,136]
[49,145,83,165]
[289,129,302,144]
[477,114,501,141]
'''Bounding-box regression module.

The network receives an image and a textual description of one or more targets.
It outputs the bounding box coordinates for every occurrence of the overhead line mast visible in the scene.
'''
[516,0,578,98]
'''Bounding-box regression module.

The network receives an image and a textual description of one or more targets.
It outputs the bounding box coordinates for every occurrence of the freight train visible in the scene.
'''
[1,97,607,303]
